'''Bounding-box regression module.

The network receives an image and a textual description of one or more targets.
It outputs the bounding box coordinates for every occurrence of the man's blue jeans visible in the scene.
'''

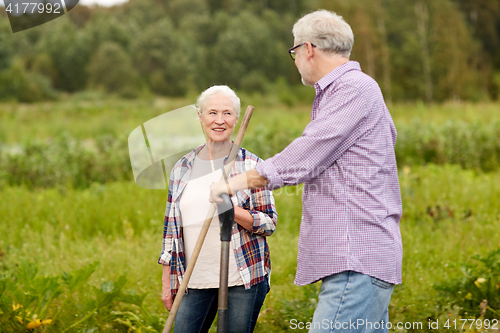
[174,279,268,333]
[309,271,394,333]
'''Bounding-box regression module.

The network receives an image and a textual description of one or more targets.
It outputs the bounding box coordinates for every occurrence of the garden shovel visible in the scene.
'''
[216,193,234,333]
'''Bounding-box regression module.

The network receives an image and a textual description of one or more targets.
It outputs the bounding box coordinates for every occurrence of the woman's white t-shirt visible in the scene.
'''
[179,155,244,289]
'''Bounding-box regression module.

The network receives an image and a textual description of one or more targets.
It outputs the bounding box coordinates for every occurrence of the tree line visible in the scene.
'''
[0,0,499,103]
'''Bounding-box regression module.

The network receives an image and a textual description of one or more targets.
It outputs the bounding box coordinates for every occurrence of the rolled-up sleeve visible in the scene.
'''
[247,185,277,236]
[158,171,175,265]
[158,236,172,265]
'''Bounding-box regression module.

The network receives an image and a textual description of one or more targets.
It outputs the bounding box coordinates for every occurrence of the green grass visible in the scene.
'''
[0,94,311,144]
[0,95,190,143]
[3,98,499,192]
[393,165,500,332]
[1,165,499,332]
[390,101,500,125]
[1,96,499,144]
[1,97,500,331]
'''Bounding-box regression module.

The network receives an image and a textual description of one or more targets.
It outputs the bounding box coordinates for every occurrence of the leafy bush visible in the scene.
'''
[270,77,316,107]
[396,119,500,172]
[244,122,304,160]
[87,42,140,98]
[247,119,500,172]
[0,260,163,332]
[434,249,500,319]
[0,134,130,189]
[1,118,500,190]
[0,59,58,103]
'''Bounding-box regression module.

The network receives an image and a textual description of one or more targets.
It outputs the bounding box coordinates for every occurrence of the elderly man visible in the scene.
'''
[210,9,402,333]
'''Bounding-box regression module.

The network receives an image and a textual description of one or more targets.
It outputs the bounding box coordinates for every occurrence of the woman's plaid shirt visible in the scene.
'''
[158,144,278,295]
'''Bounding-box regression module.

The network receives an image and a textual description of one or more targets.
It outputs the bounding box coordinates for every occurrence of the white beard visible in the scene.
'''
[298,62,315,87]
[301,75,314,87]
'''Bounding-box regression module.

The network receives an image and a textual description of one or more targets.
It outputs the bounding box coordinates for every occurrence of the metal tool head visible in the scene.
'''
[217,193,234,242]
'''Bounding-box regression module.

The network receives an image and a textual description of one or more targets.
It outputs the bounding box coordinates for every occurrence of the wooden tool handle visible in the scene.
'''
[163,105,254,333]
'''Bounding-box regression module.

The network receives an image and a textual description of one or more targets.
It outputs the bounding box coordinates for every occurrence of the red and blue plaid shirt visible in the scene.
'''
[159,144,278,294]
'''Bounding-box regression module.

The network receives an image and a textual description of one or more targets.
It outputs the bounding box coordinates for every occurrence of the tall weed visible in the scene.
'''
[434,249,500,319]
[0,260,163,332]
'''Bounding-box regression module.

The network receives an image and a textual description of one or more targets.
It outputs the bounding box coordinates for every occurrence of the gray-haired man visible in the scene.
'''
[210,10,402,333]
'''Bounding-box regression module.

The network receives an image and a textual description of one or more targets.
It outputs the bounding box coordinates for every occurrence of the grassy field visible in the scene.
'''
[1,94,499,143]
[1,165,499,332]
[1,97,500,332]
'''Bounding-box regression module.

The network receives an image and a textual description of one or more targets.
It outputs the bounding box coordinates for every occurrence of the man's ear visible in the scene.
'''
[306,42,315,60]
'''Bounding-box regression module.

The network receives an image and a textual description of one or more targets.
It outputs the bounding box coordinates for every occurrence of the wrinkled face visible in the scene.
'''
[199,94,238,142]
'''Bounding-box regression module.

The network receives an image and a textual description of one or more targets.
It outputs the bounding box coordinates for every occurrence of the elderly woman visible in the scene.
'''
[158,85,277,333]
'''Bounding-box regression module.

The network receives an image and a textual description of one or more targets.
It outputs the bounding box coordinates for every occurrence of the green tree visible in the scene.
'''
[414,0,433,103]
[1,0,496,101]
[35,18,92,92]
[121,0,168,27]
[452,0,500,62]
[168,0,209,26]
[211,11,288,89]
[451,0,500,98]
[87,42,140,98]
[430,0,482,101]
[176,12,218,89]
[320,0,422,100]
[0,59,57,103]
[31,53,61,88]
[131,19,191,96]
[0,20,14,71]
[83,13,132,52]
[321,0,480,102]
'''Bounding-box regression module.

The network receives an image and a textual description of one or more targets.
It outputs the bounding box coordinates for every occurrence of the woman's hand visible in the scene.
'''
[162,284,174,311]
[161,264,175,311]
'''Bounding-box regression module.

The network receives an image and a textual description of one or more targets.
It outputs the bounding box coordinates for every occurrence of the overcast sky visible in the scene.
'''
[1,0,129,8]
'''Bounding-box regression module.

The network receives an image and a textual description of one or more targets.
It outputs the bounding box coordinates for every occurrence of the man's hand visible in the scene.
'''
[209,181,229,204]
[209,170,268,204]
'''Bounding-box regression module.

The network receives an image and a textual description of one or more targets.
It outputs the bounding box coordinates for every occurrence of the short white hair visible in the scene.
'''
[292,10,354,57]
[196,85,241,118]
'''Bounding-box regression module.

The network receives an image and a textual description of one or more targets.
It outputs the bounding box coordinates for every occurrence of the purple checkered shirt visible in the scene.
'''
[256,61,403,285]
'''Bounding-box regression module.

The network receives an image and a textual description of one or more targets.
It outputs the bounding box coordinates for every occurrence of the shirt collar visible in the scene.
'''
[181,142,242,168]
[172,142,242,201]
[314,60,361,93]
[182,143,205,167]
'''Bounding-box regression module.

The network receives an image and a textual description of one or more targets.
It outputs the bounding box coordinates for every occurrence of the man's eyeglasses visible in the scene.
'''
[288,42,316,60]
